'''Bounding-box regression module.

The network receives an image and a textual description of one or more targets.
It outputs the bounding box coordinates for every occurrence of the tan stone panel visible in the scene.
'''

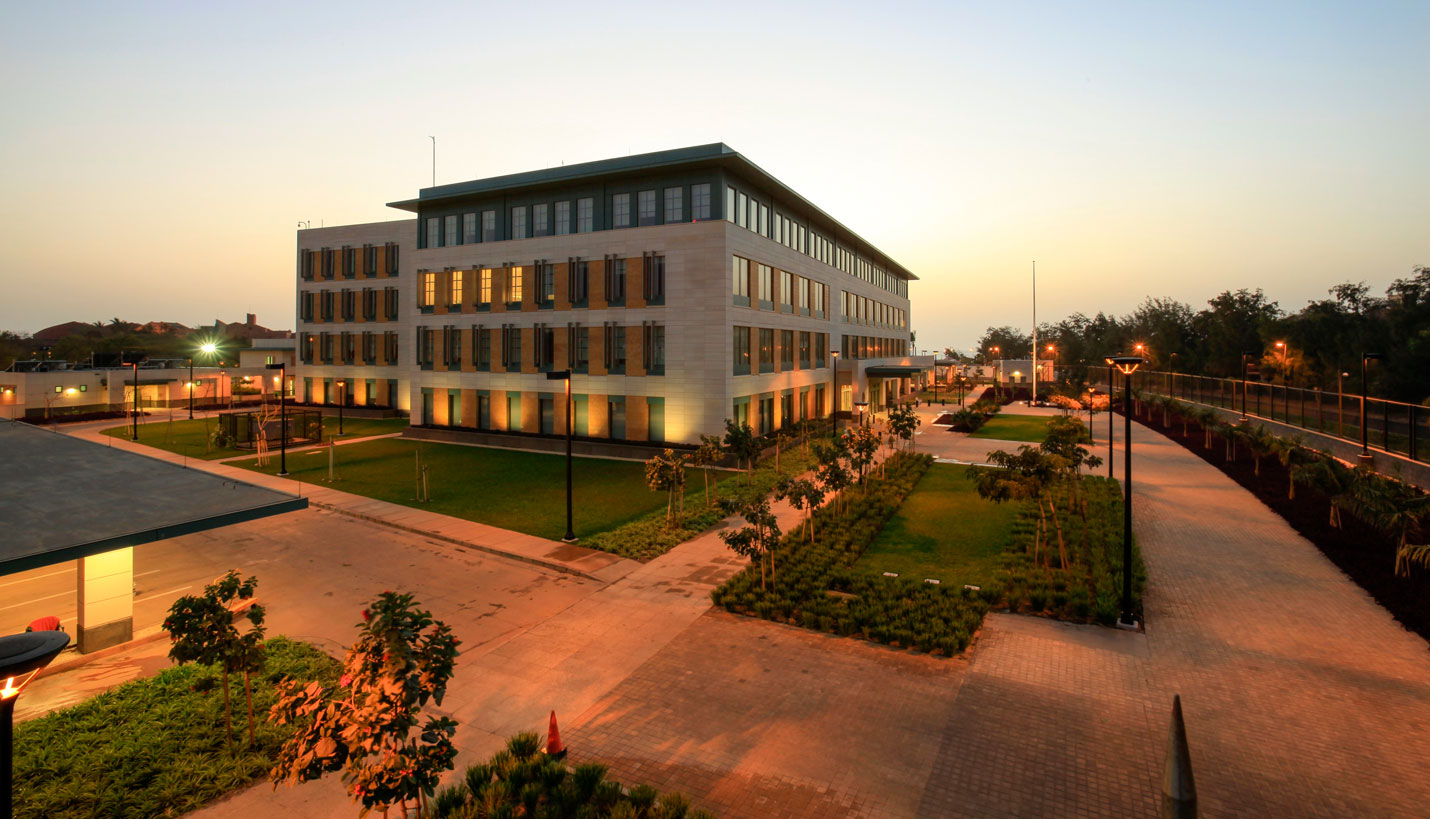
[433,388,450,427]
[589,329,606,376]
[492,267,508,313]
[521,391,539,432]
[627,256,647,309]
[553,387,569,433]
[376,378,389,406]
[627,329,645,377]
[492,331,506,374]
[587,393,609,438]
[460,329,475,373]
[461,388,478,427]
[521,328,536,374]
[553,330,569,371]
[492,390,509,431]
[627,394,649,442]
[589,260,607,309]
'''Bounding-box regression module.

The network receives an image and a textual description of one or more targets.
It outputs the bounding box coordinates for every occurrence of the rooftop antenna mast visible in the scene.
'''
[429,136,436,187]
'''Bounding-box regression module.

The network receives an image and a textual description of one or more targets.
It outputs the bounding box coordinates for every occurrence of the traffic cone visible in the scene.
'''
[545,710,566,759]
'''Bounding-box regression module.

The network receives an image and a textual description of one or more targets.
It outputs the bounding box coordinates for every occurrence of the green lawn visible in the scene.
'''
[229,437,705,541]
[101,416,408,460]
[967,414,1053,442]
[14,638,340,819]
[855,463,1021,586]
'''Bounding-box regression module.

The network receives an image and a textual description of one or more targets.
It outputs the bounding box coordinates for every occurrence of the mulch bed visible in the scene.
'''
[1128,404,1430,642]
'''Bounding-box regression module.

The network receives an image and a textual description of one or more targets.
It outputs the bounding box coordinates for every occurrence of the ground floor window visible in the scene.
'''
[421,387,434,425]
[448,390,461,426]
[732,397,750,429]
[758,396,774,435]
[608,397,627,440]
[540,396,555,435]
[573,395,589,436]
[647,397,665,442]
[478,392,491,430]
[507,392,521,432]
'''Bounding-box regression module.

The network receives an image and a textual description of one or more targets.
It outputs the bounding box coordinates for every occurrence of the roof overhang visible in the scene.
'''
[864,365,930,377]
[0,421,308,575]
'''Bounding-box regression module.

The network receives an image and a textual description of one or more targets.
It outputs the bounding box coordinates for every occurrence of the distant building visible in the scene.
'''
[210,314,293,341]
[295,144,929,447]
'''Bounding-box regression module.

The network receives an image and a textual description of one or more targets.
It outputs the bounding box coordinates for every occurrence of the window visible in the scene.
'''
[576,197,593,232]
[421,273,436,310]
[799,332,811,369]
[341,288,354,320]
[384,287,399,319]
[798,276,810,314]
[759,204,768,237]
[569,324,589,373]
[479,269,492,308]
[477,328,491,370]
[780,270,793,312]
[816,333,827,368]
[643,254,665,304]
[507,266,524,305]
[604,324,626,374]
[417,328,434,368]
[362,332,376,364]
[733,326,751,375]
[320,290,333,320]
[781,330,794,370]
[748,197,757,232]
[736,192,747,228]
[757,264,773,308]
[606,258,626,305]
[482,210,497,242]
[449,271,463,306]
[758,396,773,435]
[555,201,570,235]
[536,325,555,371]
[385,332,399,364]
[725,186,736,222]
[445,215,458,247]
[444,324,460,367]
[759,328,774,373]
[343,246,355,278]
[511,207,527,239]
[386,242,399,275]
[693,183,711,220]
[570,260,589,305]
[362,288,376,320]
[638,190,657,226]
[301,250,315,280]
[643,323,665,375]
[300,292,314,321]
[663,187,682,222]
[503,325,522,370]
[538,263,555,307]
[463,213,477,244]
[533,203,550,236]
[613,193,631,228]
[731,256,750,306]
[425,217,440,248]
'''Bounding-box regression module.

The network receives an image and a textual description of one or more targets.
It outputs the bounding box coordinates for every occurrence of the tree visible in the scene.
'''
[775,475,825,541]
[270,592,460,818]
[722,418,760,482]
[691,434,725,507]
[974,326,1032,360]
[1264,433,1305,499]
[812,438,852,514]
[164,570,266,746]
[887,403,920,451]
[845,426,880,486]
[970,446,1065,568]
[718,494,783,589]
[644,448,688,528]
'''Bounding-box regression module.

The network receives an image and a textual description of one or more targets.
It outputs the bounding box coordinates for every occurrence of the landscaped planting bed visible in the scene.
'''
[103,416,407,460]
[712,452,994,656]
[13,638,341,819]
[430,732,713,819]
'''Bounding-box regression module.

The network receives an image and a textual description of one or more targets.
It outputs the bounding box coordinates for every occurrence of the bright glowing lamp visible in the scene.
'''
[2,629,71,810]
[200,342,218,355]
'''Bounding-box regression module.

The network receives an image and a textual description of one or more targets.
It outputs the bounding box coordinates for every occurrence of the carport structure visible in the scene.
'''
[0,420,307,652]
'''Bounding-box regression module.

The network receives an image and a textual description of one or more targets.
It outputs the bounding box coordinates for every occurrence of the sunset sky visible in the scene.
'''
[2,1,1425,353]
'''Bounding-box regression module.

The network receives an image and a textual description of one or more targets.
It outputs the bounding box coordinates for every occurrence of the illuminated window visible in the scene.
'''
[508,267,524,304]
[449,271,463,305]
[421,272,436,308]
[479,269,492,306]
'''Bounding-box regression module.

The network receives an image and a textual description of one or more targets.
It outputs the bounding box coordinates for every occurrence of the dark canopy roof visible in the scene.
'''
[0,421,307,575]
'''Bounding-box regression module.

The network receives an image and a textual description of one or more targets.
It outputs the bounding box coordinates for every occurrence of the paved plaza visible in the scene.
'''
[15,409,1430,817]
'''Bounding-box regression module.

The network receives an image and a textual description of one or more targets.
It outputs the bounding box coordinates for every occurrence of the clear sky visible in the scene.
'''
[1,1,1425,353]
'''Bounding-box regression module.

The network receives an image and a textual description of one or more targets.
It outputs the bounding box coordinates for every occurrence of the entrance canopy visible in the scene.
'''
[0,420,307,575]
[863,365,928,377]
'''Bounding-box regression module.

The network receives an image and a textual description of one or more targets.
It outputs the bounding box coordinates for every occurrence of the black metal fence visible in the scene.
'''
[1130,370,1428,464]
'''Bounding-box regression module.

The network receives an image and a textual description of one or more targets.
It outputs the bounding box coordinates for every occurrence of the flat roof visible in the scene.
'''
[0,421,307,575]
[387,143,917,282]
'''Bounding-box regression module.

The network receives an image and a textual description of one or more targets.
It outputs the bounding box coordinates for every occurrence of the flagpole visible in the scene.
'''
[1031,261,1038,403]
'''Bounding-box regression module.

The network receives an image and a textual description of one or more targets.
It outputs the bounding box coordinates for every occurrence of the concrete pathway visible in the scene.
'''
[65,424,635,582]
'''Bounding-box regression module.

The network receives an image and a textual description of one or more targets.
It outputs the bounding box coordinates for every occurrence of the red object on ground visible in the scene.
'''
[545,710,566,757]
[27,615,62,632]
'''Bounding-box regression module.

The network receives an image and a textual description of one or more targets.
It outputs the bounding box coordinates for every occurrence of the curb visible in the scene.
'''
[308,501,611,582]
[42,628,170,676]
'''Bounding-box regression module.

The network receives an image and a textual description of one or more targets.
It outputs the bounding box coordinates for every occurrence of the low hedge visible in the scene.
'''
[14,637,341,818]
[430,732,713,818]
[712,452,992,655]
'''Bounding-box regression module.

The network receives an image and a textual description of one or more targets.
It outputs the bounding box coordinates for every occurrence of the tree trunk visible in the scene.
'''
[1288,471,1295,501]
[221,667,234,746]
[1035,500,1047,567]
[1048,493,1068,569]
[243,670,256,745]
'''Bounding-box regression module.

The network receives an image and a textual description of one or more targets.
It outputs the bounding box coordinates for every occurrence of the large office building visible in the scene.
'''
[295,144,926,447]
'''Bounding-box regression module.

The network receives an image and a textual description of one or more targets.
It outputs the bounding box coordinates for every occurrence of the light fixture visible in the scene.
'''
[200,342,218,355]
[1105,355,1144,375]
[64,387,77,396]
[2,629,71,809]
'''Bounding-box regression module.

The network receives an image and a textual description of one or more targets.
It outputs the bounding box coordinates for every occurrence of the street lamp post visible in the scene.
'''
[1240,353,1253,421]
[1359,353,1382,462]
[829,351,840,440]
[131,360,140,441]
[546,370,577,542]
[2,629,71,817]
[1105,355,1144,629]
[267,363,288,476]
[854,400,869,429]
[1338,370,1349,438]
[1107,362,1115,479]
[188,357,195,420]
[990,346,1001,400]
[335,380,345,436]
